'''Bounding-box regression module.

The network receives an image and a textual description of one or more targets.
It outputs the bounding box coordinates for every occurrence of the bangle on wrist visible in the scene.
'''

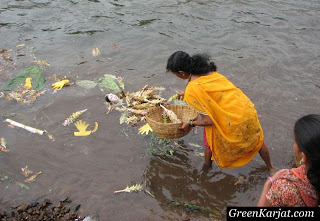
[188,119,195,127]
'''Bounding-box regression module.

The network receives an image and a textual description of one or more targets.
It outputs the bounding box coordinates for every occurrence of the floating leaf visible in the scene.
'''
[91,122,99,133]
[188,143,202,148]
[119,112,127,125]
[114,184,142,194]
[234,175,246,186]
[1,137,7,148]
[16,44,25,48]
[109,42,120,50]
[2,54,12,61]
[2,65,45,91]
[76,80,97,90]
[24,171,42,183]
[44,130,55,142]
[98,74,123,94]
[16,182,29,189]
[1,175,9,181]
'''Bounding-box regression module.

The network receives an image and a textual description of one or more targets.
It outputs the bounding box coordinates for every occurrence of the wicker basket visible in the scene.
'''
[146,105,198,139]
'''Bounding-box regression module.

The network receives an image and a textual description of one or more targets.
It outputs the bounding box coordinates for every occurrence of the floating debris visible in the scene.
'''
[52,79,70,90]
[5,86,46,104]
[109,42,120,50]
[0,49,8,54]
[2,66,45,91]
[51,75,73,91]
[24,171,42,183]
[98,74,124,94]
[6,119,44,135]
[44,130,55,142]
[16,182,29,189]
[1,170,29,189]
[24,77,32,89]
[15,44,25,48]
[234,175,246,186]
[0,137,9,153]
[91,122,99,133]
[91,47,101,56]
[105,93,120,104]
[188,143,203,148]
[114,184,142,194]
[194,150,204,157]
[21,166,33,177]
[76,80,97,90]
[169,200,221,216]
[62,109,87,126]
[2,54,12,61]
[32,60,50,66]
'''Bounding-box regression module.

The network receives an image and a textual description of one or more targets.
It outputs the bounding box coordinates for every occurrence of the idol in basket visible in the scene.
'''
[166,51,274,172]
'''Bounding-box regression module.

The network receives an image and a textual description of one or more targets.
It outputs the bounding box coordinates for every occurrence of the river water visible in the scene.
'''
[0,0,319,220]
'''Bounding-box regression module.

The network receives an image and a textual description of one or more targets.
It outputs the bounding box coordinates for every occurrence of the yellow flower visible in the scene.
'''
[138,123,153,135]
[74,120,92,136]
[52,79,69,90]
[24,78,32,89]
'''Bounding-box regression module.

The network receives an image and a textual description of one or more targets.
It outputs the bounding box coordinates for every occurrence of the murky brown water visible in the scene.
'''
[0,0,320,220]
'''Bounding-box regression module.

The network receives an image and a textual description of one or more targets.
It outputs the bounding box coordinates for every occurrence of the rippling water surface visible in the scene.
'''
[0,0,319,220]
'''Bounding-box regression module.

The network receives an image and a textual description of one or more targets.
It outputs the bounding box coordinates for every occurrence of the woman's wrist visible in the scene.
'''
[188,119,195,127]
[267,177,274,184]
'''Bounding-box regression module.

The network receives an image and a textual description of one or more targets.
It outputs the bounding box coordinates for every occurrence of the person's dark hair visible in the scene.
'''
[294,114,320,202]
[166,51,217,75]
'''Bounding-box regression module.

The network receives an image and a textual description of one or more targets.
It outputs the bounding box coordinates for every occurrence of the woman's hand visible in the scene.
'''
[177,90,185,100]
[179,121,190,130]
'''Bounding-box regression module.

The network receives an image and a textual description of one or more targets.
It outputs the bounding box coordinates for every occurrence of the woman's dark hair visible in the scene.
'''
[166,51,217,75]
[294,114,320,202]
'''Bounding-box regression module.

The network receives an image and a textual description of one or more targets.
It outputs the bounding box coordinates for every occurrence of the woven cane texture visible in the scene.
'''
[146,105,198,139]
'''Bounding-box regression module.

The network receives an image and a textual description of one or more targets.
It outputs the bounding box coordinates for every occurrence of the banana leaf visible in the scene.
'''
[2,66,45,91]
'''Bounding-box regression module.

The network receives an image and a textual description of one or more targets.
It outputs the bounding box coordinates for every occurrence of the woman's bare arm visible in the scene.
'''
[180,114,213,130]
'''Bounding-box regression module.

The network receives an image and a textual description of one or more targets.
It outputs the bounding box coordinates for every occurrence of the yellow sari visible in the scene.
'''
[184,72,263,168]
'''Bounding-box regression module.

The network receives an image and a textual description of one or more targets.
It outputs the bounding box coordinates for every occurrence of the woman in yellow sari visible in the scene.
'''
[166,51,273,172]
